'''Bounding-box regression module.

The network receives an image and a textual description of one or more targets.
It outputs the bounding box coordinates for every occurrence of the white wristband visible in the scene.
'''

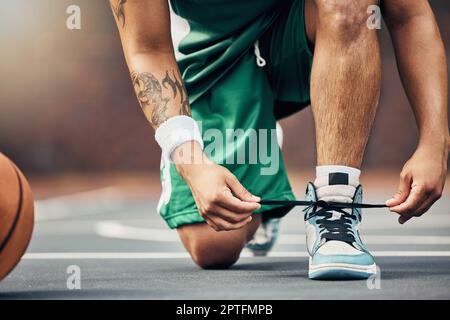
[155,116,204,161]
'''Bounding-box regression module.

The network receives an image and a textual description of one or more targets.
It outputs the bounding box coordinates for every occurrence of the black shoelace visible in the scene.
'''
[259,199,387,244]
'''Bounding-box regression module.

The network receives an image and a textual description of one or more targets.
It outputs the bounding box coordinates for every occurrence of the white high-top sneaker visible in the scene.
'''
[304,182,377,280]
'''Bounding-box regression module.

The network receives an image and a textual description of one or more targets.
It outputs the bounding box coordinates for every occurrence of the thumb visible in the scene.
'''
[386,172,411,207]
[225,173,260,202]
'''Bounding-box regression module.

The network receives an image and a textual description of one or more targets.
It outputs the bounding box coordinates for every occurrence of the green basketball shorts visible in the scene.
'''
[159,0,313,229]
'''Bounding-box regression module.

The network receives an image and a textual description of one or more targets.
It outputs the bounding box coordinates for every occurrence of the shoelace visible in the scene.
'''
[259,199,387,209]
[259,199,387,244]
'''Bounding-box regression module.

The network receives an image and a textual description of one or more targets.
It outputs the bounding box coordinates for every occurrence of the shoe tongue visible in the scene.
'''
[316,185,355,204]
[328,211,344,220]
[314,172,356,205]
[315,172,359,188]
[328,172,349,185]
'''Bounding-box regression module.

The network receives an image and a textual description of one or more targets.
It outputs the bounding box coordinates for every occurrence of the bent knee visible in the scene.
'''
[177,221,258,269]
[189,242,242,269]
[314,0,377,36]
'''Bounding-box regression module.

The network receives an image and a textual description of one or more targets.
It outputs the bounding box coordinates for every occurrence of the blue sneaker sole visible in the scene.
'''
[309,261,377,280]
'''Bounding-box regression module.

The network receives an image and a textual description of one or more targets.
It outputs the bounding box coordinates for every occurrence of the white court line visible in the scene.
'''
[95,221,179,242]
[22,251,450,260]
[94,221,450,245]
[23,252,191,259]
[35,187,124,221]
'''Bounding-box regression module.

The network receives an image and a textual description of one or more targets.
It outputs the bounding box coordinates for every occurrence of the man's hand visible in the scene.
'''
[386,142,448,224]
[383,1,448,223]
[174,142,261,232]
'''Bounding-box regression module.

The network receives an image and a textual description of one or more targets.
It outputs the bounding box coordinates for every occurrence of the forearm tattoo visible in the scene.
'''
[162,70,191,116]
[131,70,191,128]
[111,0,127,27]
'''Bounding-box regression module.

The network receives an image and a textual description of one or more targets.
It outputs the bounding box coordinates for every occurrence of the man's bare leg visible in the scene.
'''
[177,214,261,269]
[307,0,381,167]
[303,0,381,279]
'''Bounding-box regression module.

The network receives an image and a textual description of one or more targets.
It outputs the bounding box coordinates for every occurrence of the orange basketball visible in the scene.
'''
[0,153,34,281]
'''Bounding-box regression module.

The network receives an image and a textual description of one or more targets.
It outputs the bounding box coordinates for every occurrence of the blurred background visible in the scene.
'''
[1,2,450,299]
[0,0,449,197]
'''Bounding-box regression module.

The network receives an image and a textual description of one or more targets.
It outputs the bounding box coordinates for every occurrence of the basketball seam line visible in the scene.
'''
[0,162,24,254]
